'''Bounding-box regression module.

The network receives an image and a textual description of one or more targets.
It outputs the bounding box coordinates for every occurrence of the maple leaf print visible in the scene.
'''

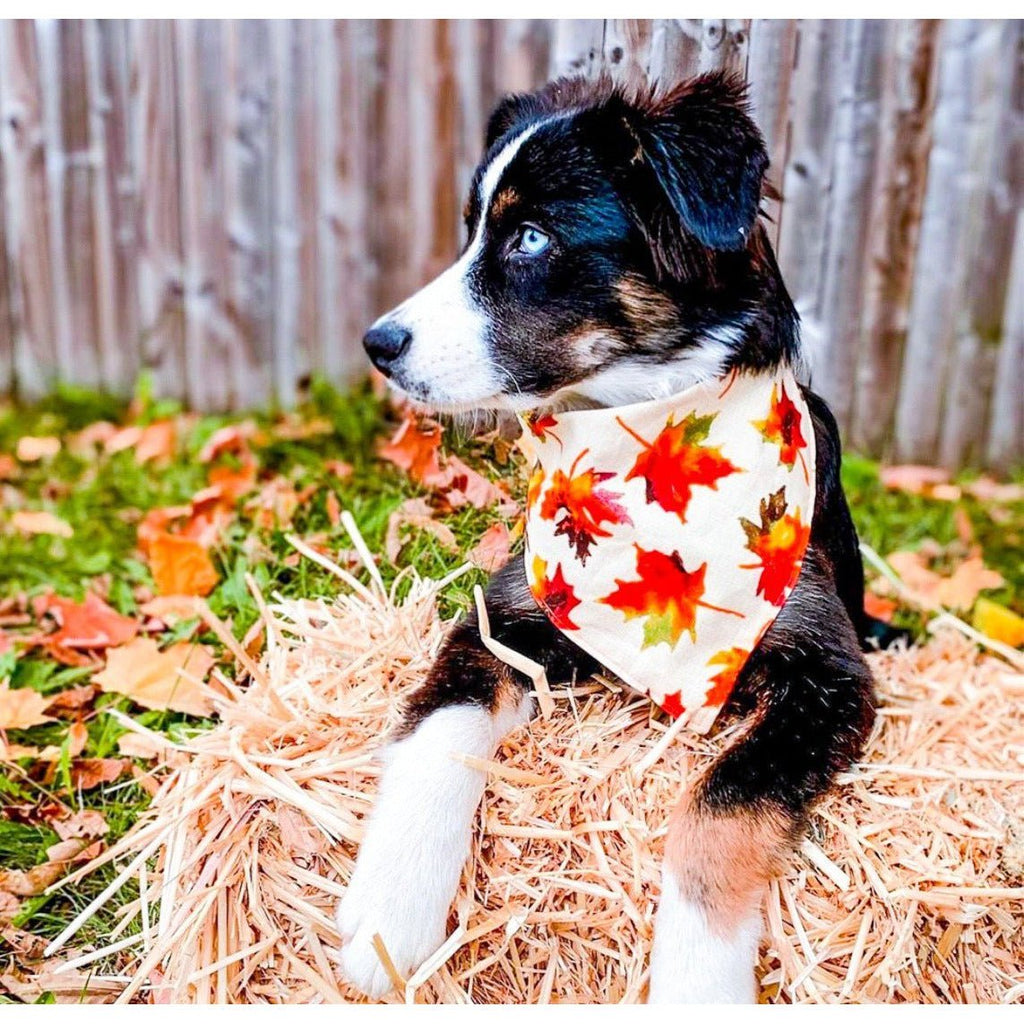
[618,411,740,521]
[601,545,743,649]
[753,381,809,483]
[659,690,686,719]
[527,466,545,510]
[740,488,811,606]
[523,411,562,446]
[705,647,749,706]
[529,555,581,631]
[540,450,632,564]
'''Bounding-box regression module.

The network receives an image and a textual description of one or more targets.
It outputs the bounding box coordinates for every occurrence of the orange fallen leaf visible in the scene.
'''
[886,551,1005,612]
[379,412,444,483]
[384,499,458,563]
[16,435,60,462]
[863,592,897,623]
[44,685,98,715]
[0,860,67,896]
[139,595,202,625]
[107,419,176,463]
[53,809,109,842]
[10,510,73,538]
[964,477,1024,504]
[198,421,259,463]
[34,592,139,650]
[468,523,512,572]
[325,489,341,526]
[0,682,55,730]
[148,534,220,596]
[93,637,216,716]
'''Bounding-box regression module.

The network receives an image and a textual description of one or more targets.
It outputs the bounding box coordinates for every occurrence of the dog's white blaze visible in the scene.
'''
[379,122,544,407]
[648,868,761,1004]
[337,698,532,999]
[562,322,745,408]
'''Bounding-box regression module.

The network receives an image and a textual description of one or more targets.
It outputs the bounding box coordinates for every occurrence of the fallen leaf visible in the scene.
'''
[0,454,17,480]
[963,477,1024,504]
[384,499,458,563]
[198,421,258,462]
[0,892,19,925]
[379,412,444,482]
[468,523,512,572]
[246,477,300,530]
[117,731,169,759]
[325,459,353,480]
[972,598,1024,647]
[69,420,117,454]
[207,461,257,503]
[130,420,177,463]
[325,489,341,526]
[53,809,109,842]
[139,595,202,626]
[66,758,129,791]
[10,509,73,538]
[148,533,220,596]
[863,592,897,623]
[434,455,511,511]
[93,638,216,716]
[44,684,98,715]
[879,464,951,495]
[0,860,66,896]
[34,592,139,649]
[46,837,103,864]
[30,721,89,762]
[0,681,55,730]
[16,435,60,462]
[887,551,1005,611]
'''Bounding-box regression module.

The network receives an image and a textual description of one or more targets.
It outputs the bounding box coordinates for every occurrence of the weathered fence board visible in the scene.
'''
[0,18,1020,470]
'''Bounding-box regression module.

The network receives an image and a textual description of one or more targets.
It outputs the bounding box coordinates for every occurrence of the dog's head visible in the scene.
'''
[364,72,798,413]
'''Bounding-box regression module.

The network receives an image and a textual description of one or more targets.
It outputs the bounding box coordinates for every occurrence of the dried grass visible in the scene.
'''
[44,532,1024,1004]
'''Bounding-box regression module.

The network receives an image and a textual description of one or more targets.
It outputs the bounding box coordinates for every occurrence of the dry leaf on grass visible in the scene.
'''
[34,592,139,650]
[44,684,98,715]
[53,810,109,842]
[9,510,73,538]
[378,412,444,482]
[148,534,220,597]
[0,861,67,897]
[863,592,897,623]
[15,436,60,462]
[2,721,90,763]
[384,499,458,563]
[886,551,1005,611]
[93,638,216,716]
[105,420,177,463]
[66,759,129,791]
[139,595,202,626]
[468,522,513,572]
[0,681,54,730]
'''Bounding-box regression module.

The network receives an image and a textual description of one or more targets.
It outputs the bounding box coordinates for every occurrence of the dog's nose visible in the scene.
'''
[363,322,411,374]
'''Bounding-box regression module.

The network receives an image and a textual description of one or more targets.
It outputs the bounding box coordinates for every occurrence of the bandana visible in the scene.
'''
[518,367,815,734]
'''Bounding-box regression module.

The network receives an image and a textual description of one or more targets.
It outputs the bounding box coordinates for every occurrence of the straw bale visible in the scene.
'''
[43,542,1024,1003]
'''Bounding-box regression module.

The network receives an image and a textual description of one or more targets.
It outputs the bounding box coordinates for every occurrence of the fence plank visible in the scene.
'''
[550,20,605,79]
[811,20,886,433]
[849,20,938,456]
[0,21,57,397]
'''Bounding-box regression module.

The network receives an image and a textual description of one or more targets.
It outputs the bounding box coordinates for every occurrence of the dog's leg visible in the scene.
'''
[649,554,875,1003]
[337,557,596,999]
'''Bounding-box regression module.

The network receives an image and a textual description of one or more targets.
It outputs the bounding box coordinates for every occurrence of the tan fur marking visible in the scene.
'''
[664,798,794,937]
[489,187,519,221]
[615,274,678,335]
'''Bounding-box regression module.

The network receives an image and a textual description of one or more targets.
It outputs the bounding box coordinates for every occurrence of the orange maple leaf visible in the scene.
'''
[753,381,809,482]
[378,412,444,483]
[540,450,632,563]
[148,534,220,597]
[705,647,749,705]
[601,546,743,648]
[523,411,561,445]
[619,411,740,521]
[529,556,581,631]
[740,489,810,606]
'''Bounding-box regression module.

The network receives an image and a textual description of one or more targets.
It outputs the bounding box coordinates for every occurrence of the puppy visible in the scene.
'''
[337,71,896,1003]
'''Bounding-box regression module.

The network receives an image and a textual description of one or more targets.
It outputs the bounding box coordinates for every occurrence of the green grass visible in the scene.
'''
[0,376,1020,996]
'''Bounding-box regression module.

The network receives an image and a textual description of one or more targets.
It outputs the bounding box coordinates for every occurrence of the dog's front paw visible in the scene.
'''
[336,872,447,999]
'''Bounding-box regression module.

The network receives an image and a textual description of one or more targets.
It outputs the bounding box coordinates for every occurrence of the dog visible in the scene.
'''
[336,71,901,1003]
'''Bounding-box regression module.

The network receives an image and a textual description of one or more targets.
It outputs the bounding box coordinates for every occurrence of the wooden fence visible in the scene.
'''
[0,19,1020,469]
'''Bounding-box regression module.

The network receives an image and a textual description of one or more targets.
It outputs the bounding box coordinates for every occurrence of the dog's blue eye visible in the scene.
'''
[517,226,550,256]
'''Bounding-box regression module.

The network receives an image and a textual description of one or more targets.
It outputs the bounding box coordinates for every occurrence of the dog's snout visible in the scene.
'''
[363,322,412,374]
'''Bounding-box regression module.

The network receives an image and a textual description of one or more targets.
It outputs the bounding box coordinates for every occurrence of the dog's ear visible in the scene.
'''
[622,72,768,266]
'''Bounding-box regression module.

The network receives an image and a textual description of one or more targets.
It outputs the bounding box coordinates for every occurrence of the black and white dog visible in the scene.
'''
[337,72,897,1003]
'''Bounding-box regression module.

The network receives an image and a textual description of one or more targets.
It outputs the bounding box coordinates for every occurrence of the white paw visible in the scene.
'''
[336,871,447,999]
[648,872,761,1004]
[335,704,529,999]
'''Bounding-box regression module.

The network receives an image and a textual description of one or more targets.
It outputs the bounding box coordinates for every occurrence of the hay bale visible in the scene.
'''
[46,534,1024,1003]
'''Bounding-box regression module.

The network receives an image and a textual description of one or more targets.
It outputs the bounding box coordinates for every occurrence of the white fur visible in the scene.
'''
[373,122,544,408]
[557,322,745,409]
[337,698,532,998]
[648,869,762,1004]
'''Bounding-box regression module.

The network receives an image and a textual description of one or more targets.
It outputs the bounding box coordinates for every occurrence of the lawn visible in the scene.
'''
[0,376,1021,1001]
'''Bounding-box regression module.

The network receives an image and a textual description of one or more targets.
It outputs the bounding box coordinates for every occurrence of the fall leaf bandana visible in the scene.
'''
[519,367,815,734]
